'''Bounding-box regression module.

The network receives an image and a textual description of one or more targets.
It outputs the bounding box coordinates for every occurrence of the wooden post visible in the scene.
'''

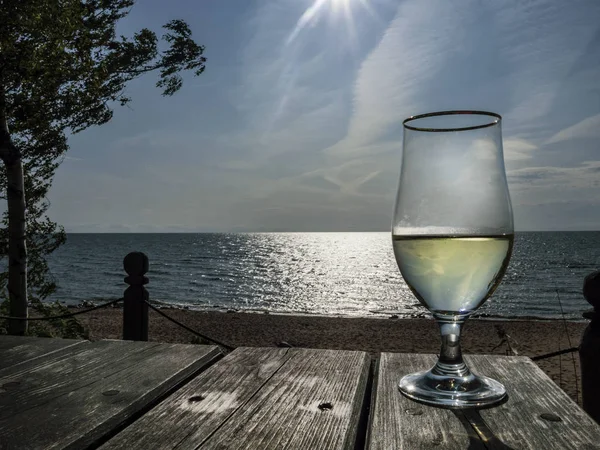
[580,269,600,423]
[123,252,149,341]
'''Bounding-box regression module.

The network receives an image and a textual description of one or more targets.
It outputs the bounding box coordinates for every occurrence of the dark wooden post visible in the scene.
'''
[123,252,149,341]
[580,269,600,423]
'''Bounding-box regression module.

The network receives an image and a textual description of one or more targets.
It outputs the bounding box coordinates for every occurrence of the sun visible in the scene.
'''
[328,0,353,13]
[287,0,377,46]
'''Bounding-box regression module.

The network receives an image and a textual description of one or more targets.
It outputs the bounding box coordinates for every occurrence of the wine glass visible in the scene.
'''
[393,110,514,408]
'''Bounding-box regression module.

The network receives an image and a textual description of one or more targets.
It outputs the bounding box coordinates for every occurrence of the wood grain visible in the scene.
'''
[369,353,472,450]
[101,347,293,450]
[0,339,221,450]
[103,347,371,450]
[474,355,600,449]
[369,353,600,450]
[0,336,85,370]
[201,348,370,450]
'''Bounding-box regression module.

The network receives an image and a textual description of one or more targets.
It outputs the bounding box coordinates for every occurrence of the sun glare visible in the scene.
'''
[287,0,378,46]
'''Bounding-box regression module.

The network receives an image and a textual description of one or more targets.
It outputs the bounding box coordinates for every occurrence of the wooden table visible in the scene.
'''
[1,337,599,449]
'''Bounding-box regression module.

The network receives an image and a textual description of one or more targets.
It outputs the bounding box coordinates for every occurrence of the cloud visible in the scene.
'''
[509,161,600,190]
[515,200,600,231]
[503,138,537,161]
[326,0,600,157]
[48,0,600,232]
[286,0,329,45]
[508,161,600,229]
[111,129,207,154]
[545,113,600,145]
[496,2,600,138]
[222,1,356,170]
[218,160,261,171]
[303,159,384,196]
[237,2,346,133]
[205,0,401,210]
[325,0,475,158]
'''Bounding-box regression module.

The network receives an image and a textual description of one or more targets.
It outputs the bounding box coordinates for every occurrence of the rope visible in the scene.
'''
[0,298,123,321]
[0,296,580,361]
[531,347,579,361]
[1,297,234,352]
[144,300,235,351]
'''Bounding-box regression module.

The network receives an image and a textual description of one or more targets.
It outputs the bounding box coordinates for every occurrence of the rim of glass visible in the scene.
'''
[403,110,502,132]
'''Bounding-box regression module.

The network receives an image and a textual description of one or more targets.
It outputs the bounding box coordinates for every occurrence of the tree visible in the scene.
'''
[0,0,206,334]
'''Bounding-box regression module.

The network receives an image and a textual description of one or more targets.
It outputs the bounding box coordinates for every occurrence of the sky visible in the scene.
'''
[48,0,600,232]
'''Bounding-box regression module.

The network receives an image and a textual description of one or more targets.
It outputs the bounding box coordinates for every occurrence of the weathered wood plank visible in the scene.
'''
[370,353,600,450]
[369,353,472,450]
[101,347,293,450]
[0,340,221,450]
[0,336,86,370]
[103,347,371,450]
[473,355,600,449]
[200,348,370,450]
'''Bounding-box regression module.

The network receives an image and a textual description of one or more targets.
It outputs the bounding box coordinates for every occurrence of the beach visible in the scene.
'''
[79,308,587,404]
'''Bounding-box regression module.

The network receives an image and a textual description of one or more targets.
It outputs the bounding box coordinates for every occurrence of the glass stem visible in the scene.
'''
[432,317,471,378]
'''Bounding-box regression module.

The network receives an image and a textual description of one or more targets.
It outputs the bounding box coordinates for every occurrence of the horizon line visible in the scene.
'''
[62,230,600,234]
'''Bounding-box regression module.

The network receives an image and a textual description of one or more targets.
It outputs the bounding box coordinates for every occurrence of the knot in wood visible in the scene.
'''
[583,270,600,309]
[318,402,333,411]
[102,390,120,397]
[124,275,149,286]
[124,252,149,276]
[539,413,562,422]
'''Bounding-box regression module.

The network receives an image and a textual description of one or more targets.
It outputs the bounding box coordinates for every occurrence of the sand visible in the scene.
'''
[79,308,587,404]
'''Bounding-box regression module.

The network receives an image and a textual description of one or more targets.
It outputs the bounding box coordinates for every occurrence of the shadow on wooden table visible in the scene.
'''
[453,409,516,450]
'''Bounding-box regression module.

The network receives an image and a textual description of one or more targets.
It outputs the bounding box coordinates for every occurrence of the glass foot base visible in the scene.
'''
[398,368,506,408]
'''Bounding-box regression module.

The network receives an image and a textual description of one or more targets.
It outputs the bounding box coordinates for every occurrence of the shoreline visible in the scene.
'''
[77,307,587,404]
[66,300,590,323]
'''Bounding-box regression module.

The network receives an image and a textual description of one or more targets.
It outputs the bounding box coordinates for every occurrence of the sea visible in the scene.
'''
[45,232,599,320]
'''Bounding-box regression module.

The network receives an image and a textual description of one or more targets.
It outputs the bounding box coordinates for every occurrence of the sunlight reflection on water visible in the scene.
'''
[46,232,599,319]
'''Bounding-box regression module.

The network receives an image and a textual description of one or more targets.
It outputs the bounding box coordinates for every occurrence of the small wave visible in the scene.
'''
[566,263,595,269]
[200,275,224,281]
[101,271,124,277]
[152,270,175,277]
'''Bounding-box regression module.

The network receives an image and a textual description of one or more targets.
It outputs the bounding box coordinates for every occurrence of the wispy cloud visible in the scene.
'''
[325,0,477,158]
[327,0,600,154]
[507,161,600,231]
[299,159,385,196]
[497,2,600,138]
[545,113,600,145]
[48,0,600,231]
[286,0,329,46]
[503,138,537,161]
[237,2,346,135]
[509,161,600,190]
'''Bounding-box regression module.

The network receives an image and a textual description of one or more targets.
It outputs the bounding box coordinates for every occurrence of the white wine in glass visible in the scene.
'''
[393,111,514,408]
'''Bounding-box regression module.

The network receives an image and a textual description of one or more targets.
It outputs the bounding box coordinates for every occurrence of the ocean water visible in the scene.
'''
[45,232,599,320]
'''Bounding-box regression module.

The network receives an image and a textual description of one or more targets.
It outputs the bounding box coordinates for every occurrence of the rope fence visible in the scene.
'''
[0,295,579,360]
[0,296,234,352]
[0,298,123,321]
[531,346,579,362]
[144,300,234,351]
[1,251,234,352]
